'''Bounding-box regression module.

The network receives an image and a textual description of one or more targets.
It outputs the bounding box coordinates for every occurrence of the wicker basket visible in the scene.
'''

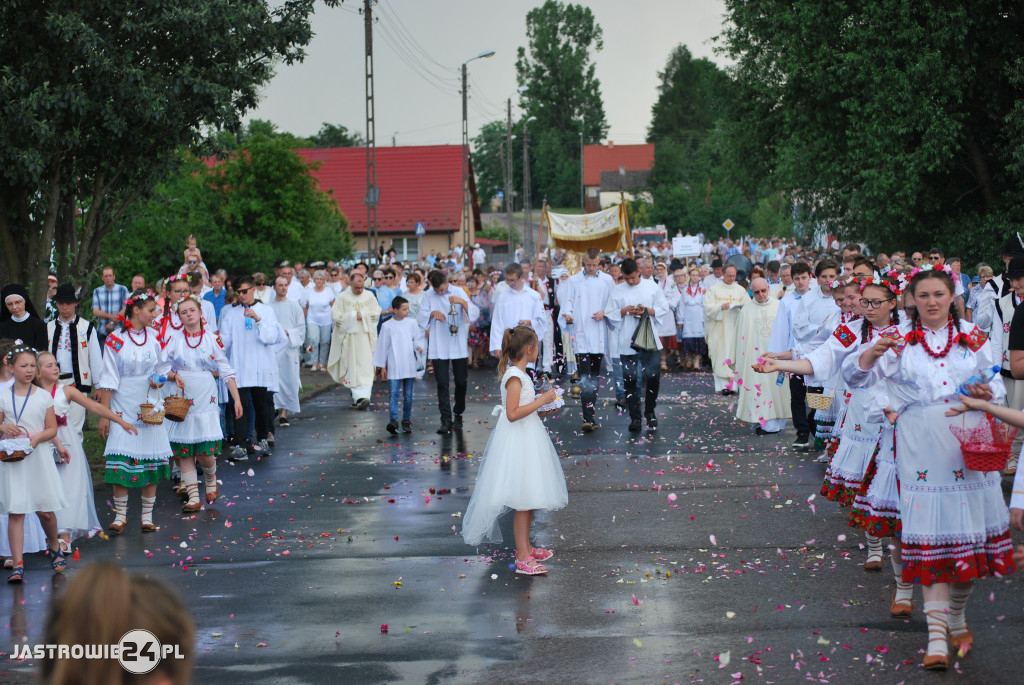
[139,388,165,426]
[163,386,193,423]
[0,427,30,463]
[950,413,1018,472]
[806,393,834,411]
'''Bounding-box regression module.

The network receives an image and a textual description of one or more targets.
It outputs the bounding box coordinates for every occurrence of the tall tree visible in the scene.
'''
[0,0,336,304]
[720,0,1024,262]
[647,45,734,144]
[516,0,608,208]
[102,137,353,281]
[309,123,364,148]
[472,121,514,208]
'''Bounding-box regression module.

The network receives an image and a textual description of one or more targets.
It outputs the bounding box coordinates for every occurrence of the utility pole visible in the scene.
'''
[522,120,533,256]
[505,97,514,248]
[461,62,470,257]
[580,130,585,211]
[363,0,379,262]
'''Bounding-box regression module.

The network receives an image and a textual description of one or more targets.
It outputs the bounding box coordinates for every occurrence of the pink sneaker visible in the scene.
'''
[515,557,548,575]
[530,547,554,562]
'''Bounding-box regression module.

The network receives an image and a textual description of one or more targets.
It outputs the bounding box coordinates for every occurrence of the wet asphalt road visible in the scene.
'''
[1,368,1023,684]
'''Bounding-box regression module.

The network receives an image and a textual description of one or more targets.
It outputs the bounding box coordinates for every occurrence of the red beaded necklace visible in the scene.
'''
[915,316,956,358]
[126,327,148,347]
[184,327,204,349]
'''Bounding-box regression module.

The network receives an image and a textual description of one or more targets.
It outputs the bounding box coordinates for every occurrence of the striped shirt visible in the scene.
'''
[92,283,129,317]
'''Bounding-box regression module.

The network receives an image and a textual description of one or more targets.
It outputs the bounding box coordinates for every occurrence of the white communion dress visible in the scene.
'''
[461,366,568,546]
[52,386,101,539]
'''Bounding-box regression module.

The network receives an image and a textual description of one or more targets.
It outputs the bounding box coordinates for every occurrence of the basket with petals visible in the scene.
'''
[806,393,834,411]
[139,388,165,426]
[950,413,1019,472]
[0,427,32,463]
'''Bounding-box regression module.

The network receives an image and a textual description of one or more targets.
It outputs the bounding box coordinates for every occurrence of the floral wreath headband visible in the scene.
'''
[174,294,203,312]
[827,276,860,290]
[908,262,954,279]
[3,339,36,364]
[123,291,156,309]
[859,274,903,296]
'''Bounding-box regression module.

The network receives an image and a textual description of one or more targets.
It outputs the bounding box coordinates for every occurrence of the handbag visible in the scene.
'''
[630,311,659,353]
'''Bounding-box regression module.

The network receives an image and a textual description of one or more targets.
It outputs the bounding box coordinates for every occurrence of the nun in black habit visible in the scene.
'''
[0,284,48,351]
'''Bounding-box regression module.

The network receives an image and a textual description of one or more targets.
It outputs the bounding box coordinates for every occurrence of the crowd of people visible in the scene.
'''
[2,228,1024,670]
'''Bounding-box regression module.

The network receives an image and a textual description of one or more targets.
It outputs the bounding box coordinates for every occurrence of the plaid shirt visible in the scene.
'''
[92,283,129,318]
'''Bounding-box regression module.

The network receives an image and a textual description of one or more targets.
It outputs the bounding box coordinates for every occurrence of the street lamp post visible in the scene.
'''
[461,49,495,261]
[522,115,537,256]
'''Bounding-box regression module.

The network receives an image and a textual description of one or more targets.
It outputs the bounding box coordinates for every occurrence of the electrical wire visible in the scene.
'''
[375,4,457,74]
[374,20,460,97]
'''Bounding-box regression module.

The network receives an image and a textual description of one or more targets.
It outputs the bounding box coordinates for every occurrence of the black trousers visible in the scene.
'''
[621,351,660,420]
[237,386,272,444]
[788,375,814,436]
[433,358,468,421]
[576,353,603,423]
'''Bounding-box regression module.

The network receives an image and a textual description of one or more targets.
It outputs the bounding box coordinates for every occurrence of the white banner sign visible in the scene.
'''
[672,235,701,257]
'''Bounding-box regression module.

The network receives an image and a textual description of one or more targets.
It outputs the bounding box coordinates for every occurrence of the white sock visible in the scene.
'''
[923,601,949,657]
[141,496,156,525]
[890,553,914,602]
[947,583,973,636]
[183,474,199,505]
[866,534,883,559]
[112,495,128,525]
[203,463,218,490]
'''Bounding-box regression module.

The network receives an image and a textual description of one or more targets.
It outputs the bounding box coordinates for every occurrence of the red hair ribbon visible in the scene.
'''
[118,314,133,331]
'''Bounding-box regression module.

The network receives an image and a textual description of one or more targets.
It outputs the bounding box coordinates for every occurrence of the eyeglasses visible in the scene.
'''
[929,255,942,261]
[860,298,894,309]
[236,287,252,294]
[172,289,190,295]
[373,277,383,281]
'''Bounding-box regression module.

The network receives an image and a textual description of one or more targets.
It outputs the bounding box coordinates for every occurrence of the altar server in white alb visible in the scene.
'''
[489,262,547,362]
[417,270,479,434]
[604,258,671,433]
[558,247,615,432]
[268,275,305,427]
[220,275,281,458]
[373,296,426,435]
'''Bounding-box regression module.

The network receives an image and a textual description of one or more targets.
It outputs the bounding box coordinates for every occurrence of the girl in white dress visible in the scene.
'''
[0,344,67,583]
[675,267,707,370]
[847,266,1013,670]
[96,292,173,534]
[164,297,242,512]
[35,353,138,551]
[462,326,568,575]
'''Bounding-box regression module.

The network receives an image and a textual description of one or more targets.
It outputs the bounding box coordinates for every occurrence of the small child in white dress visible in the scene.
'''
[462,325,568,575]
[0,344,68,583]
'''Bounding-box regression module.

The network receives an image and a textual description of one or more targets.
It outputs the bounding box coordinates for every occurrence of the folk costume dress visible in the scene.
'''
[164,329,237,460]
[51,385,101,540]
[97,327,173,487]
[461,366,568,546]
[806,309,854,450]
[844,318,1015,584]
[808,320,894,506]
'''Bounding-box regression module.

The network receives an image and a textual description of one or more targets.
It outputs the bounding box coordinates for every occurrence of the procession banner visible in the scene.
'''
[672,235,701,257]
[545,204,630,253]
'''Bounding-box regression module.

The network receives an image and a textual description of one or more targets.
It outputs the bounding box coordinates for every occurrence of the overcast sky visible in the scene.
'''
[247,0,730,146]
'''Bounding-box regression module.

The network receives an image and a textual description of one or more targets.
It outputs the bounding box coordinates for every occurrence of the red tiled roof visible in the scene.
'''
[294,145,469,235]
[583,143,654,186]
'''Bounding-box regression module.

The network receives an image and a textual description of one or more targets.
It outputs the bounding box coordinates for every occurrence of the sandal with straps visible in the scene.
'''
[514,557,548,576]
[530,547,554,562]
[205,481,219,504]
[49,546,67,574]
[7,564,24,584]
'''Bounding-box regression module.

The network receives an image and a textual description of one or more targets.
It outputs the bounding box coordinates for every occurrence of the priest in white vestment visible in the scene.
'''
[733,278,790,433]
[327,272,381,409]
[703,264,750,394]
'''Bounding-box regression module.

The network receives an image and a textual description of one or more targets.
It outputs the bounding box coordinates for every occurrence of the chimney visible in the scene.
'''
[607,140,614,149]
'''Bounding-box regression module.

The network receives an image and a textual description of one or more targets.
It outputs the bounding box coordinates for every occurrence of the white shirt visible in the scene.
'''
[557,271,615,354]
[767,289,807,354]
[489,285,547,355]
[373,317,426,380]
[287,282,310,309]
[604,278,671,356]
[219,302,282,390]
[702,274,722,292]
[792,287,840,357]
[416,284,479,360]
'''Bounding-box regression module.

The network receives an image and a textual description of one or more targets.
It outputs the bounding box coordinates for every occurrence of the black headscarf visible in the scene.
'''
[0,284,41,322]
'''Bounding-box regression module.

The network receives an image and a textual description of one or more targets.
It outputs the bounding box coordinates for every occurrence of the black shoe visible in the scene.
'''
[628,419,642,432]
[355,398,370,410]
[401,420,413,433]
[453,415,463,430]
[278,415,290,427]
[386,420,399,435]
[437,421,452,435]
[614,399,627,410]
[793,433,810,449]
[645,414,658,429]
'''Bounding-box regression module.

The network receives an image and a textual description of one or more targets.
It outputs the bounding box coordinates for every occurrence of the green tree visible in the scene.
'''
[0,0,335,304]
[103,137,353,282]
[720,0,1024,263]
[472,121,513,207]
[516,0,608,208]
[309,123,364,148]
[647,45,734,144]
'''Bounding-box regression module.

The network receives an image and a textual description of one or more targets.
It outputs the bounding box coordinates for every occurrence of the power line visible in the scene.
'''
[374,20,460,96]
[375,4,457,74]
